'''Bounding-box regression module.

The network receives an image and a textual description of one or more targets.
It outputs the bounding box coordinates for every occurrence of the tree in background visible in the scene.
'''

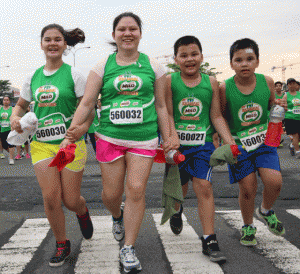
[166,62,221,77]
[0,80,11,95]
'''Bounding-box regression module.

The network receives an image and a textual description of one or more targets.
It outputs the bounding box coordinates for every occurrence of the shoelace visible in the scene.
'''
[123,247,136,263]
[114,220,123,233]
[54,247,66,257]
[244,226,256,236]
[266,211,281,227]
[207,240,220,251]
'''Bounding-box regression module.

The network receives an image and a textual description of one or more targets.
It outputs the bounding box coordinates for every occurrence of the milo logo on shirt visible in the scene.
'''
[178,97,202,120]
[1,112,8,120]
[292,98,300,106]
[35,85,59,107]
[238,102,263,126]
[113,71,143,95]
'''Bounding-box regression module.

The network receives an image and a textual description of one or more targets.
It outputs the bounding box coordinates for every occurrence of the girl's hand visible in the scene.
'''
[278,93,288,111]
[66,125,88,143]
[10,117,23,133]
[60,138,73,149]
[162,134,180,153]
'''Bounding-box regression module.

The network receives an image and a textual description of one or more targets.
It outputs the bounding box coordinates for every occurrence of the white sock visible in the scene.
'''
[203,235,210,240]
[290,143,294,148]
[296,150,300,154]
[249,223,255,228]
[260,205,270,215]
[123,245,133,249]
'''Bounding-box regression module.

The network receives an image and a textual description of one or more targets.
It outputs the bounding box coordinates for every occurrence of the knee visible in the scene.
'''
[102,188,122,202]
[239,187,256,200]
[43,191,62,211]
[126,184,145,202]
[63,197,80,211]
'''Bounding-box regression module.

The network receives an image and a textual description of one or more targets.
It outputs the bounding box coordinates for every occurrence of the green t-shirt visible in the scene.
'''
[285,91,300,120]
[171,72,214,145]
[30,63,81,144]
[225,73,270,148]
[98,53,158,141]
[0,106,12,132]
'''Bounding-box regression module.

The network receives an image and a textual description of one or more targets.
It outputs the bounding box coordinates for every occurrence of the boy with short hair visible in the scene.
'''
[219,38,286,246]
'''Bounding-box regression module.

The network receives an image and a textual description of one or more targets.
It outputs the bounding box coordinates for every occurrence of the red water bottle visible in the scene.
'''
[165,150,185,165]
[265,103,286,147]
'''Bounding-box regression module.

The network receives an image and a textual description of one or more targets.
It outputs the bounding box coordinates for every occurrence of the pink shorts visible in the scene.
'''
[96,138,157,163]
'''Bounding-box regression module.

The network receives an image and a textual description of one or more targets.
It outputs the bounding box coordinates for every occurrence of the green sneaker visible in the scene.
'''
[240,225,257,246]
[256,208,285,236]
[0,153,5,159]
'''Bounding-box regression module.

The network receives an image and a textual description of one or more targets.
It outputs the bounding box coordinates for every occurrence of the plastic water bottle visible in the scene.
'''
[265,104,286,147]
[165,150,185,165]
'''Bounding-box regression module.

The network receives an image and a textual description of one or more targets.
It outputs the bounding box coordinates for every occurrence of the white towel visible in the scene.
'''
[7,112,38,146]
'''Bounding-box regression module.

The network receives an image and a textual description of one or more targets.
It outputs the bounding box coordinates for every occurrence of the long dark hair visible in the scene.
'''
[109,12,142,52]
[41,24,85,47]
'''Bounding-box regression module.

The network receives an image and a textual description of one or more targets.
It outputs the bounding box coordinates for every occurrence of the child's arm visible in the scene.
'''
[265,76,276,110]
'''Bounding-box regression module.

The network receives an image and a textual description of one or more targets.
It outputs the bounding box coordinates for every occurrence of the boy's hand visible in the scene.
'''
[162,134,180,153]
[277,93,288,111]
[10,117,23,133]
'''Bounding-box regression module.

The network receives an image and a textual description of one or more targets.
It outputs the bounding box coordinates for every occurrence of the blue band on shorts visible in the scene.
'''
[178,142,215,185]
[228,144,281,184]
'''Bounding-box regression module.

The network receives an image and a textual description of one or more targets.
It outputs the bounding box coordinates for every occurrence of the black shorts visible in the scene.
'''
[0,130,15,149]
[284,119,300,135]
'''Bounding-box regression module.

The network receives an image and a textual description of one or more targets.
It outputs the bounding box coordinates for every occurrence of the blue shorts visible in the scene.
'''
[178,142,215,185]
[228,144,281,184]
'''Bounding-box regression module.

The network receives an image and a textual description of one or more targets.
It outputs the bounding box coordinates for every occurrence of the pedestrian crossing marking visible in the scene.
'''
[75,216,120,274]
[218,210,300,274]
[1,209,300,273]
[152,213,224,274]
[0,218,50,274]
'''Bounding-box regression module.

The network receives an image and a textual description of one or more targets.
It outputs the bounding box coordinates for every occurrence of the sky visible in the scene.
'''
[1,0,300,90]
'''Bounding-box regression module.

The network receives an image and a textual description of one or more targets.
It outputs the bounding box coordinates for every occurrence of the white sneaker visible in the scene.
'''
[296,151,300,159]
[0,153,5,159]
[120,245,142,273]
[9,159,14,165]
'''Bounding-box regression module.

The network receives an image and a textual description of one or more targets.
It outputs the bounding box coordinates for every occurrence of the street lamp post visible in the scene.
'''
[71,47,91,67]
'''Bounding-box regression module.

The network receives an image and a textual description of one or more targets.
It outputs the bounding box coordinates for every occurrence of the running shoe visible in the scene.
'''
[49,240,71,267]
[15,154,22,160]
[76,208,93,240]
[25,153,31,159]
[240,225,257,246]
[169,205,183,235]
[0,153,5,159]
[9,159,14,165]
[256,207,285,236]
[296,151,300,159]
[120,245,142,273]
[112,208,125,241]
[201,234,226,263]
[289,144,295,156]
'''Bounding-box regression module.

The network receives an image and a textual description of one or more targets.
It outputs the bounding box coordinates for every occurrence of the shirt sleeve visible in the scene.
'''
[71,67,87,98]
[149,57,166,80]
[20,71,35,102]
[92,56,109,79]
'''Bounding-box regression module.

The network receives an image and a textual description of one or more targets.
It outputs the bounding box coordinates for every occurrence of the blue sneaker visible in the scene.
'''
[120,245,142,273]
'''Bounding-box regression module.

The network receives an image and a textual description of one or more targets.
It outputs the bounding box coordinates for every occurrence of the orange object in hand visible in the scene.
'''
[48,144,77,171]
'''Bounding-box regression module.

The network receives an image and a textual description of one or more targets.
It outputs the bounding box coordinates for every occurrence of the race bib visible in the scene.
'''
[176,124,206,146]
[237,123,267,152]
[293,107,300,114]
[1,121,10,128]
[110,99,143,125]
[36,113,66,142]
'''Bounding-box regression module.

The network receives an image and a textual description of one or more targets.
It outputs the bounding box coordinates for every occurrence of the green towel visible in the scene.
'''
[209,144,238,167]
[161,164,184,225]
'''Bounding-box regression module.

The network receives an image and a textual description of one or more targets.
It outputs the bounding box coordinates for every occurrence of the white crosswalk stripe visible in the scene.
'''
[0,209,300,273]
[75,216,120,274]
[217,210,300,274]
[152,213,224,274]
[0,218,50,273]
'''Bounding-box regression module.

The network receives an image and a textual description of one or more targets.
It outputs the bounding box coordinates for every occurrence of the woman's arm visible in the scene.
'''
[70,70,102,127]
[154,74,179,152]
[210,77,236,145]
[10,98,31,133]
